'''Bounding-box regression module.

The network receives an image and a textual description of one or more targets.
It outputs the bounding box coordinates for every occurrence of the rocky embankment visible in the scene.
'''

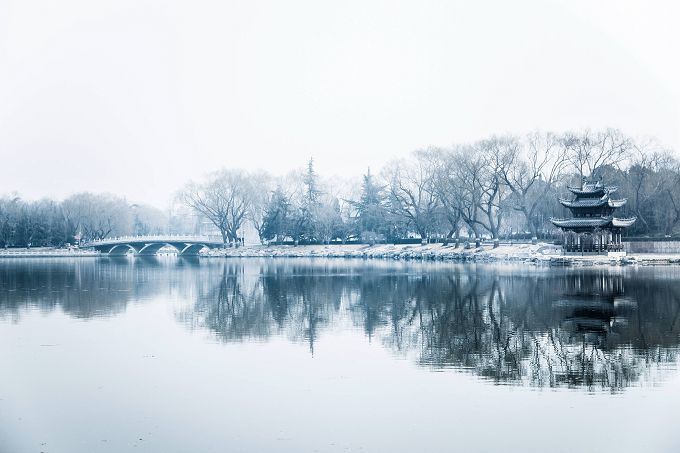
[203,243,664,266]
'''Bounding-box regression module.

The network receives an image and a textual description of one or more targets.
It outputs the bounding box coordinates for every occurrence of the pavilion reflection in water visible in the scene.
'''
[555,272,636,342]
[536,272,642,388]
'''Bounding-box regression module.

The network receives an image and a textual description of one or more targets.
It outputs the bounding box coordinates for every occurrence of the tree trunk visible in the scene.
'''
[444,229,454,246]
[666,210,680,236]
[230,229,240,248]
[521,206,538,239]
[418,227,428,245]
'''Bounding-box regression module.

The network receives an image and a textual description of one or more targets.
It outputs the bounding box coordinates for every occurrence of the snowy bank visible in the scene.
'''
[203,242,659,266]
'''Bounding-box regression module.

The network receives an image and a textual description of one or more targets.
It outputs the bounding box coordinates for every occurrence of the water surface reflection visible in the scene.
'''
[2,258,679,392]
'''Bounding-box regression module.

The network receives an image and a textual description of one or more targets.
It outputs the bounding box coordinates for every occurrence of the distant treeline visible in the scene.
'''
[2,128,680,248]
[0,193,166,248]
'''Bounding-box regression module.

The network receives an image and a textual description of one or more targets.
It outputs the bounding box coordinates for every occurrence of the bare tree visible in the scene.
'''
[656,157,680,235]
[384,151,440,241]
[247,171,274,244]
[62,193,131,241]
[0,195,21,246]
[132,204,168,235]
[562,128,632,182]
[181,170,254,245]
[623,138,671,233]
[313,196,344,244]
[495,132,568,238]
[475,138,513,240]
[428,148,464,245]
[449,140,510,241]
[450,145,486,242]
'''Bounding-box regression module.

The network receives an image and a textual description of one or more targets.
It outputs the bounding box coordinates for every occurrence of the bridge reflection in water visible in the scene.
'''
[2,259,679,392]
[81,235,223,256]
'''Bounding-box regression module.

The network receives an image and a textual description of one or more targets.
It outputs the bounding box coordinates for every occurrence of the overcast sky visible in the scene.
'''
[1,0,678,207]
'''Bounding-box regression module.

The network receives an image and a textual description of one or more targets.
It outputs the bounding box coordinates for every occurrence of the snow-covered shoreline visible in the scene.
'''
[4,243,680,266]
[203,243,677,266]
[0,248,99,258]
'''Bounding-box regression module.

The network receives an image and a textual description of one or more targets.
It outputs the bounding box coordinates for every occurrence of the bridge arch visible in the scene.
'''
[177,243,210,256]
[137,242,210,256]
[137,243,171,256]
[107,244,139,256]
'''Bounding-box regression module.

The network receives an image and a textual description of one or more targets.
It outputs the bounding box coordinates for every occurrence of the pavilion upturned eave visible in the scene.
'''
[550,216,636,231]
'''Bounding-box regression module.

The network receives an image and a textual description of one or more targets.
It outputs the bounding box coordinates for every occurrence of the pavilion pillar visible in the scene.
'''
[611,231,617,251]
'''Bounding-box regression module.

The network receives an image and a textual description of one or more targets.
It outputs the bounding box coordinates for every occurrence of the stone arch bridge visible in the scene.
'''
[82,235,224,256]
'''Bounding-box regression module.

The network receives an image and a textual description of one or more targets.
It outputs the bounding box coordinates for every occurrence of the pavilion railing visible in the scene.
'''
[561,243,624,253]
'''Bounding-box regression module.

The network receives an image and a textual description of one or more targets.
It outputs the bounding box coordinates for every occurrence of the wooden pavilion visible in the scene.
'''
[551,179,636,254]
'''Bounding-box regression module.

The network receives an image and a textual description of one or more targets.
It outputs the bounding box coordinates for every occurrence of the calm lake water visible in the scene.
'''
[1,258,680,453]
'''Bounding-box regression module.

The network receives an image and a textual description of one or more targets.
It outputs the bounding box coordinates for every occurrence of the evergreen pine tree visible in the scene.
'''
[354,167,388,240]
[261,186,291,242]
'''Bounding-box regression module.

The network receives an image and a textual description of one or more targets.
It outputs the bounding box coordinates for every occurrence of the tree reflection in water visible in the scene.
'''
[179,261,341,353]
[180,261,680,391]
[0,257,165,320]
[2,258,680,391]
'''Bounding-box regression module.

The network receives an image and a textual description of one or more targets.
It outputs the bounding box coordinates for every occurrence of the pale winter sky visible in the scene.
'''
[1,0,678,207]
